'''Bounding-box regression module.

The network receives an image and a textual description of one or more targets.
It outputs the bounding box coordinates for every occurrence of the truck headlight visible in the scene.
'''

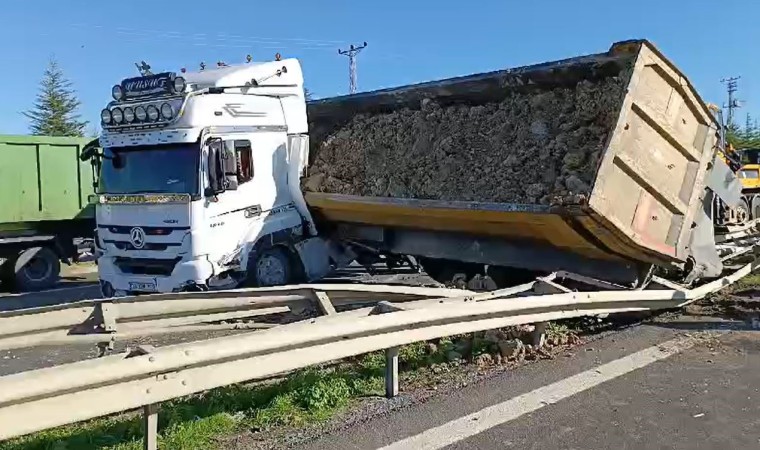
[173,77,186,93]
[161,103,174,120]
[135,106,147,121]
[111,107,124,123]
[100,109,112,125]
[147,105,160,121]
[112,85,124,101]
[124,107,135,123]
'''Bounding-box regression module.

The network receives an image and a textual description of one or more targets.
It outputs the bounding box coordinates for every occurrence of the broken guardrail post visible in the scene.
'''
[143,403,159,450]
[385,346,400,398]
[532,322,547,348]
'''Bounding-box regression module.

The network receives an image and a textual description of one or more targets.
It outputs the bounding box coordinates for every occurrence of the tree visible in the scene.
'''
[23,59,88,137]
[727,113,760,149]
[304,87,314,101]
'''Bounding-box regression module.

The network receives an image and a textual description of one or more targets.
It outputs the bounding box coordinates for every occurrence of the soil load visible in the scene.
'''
[304,48,636,206]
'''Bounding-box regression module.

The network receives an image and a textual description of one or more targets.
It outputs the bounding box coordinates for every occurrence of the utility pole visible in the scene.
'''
[721,76,741,126]
[338,42,367,94]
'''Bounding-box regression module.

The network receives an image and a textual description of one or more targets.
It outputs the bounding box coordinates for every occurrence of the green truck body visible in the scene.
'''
[0,135,97,292]
[0,135,95,227]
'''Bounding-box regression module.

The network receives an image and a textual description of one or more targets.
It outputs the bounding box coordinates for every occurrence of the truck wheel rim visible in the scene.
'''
[24,257,52,282]
[257,255,286,286]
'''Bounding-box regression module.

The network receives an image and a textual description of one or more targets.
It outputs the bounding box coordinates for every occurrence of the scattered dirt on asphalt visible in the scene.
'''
[683,287,760,327]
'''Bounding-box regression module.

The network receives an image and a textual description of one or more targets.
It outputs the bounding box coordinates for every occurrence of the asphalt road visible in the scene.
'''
[0,263,433,376]
[302,318,760,450]
[0,265,100,312]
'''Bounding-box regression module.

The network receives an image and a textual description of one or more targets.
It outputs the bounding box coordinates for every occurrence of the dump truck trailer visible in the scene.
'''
[304,40,742,287]
[0,135,96,291]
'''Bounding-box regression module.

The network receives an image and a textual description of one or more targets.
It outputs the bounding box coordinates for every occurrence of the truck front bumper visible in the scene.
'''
[97,256,216,296]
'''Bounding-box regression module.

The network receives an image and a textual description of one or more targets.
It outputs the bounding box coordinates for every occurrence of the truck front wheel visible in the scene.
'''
[247,247,294,287]
[4,247,61,292]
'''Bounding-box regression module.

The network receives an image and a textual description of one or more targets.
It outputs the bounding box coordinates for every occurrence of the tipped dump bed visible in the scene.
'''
[304,40,719,268]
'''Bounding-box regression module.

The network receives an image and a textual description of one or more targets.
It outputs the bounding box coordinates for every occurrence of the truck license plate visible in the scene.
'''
[129,281,157,292]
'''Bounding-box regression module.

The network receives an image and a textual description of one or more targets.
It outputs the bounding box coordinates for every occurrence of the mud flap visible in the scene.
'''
[706,157,742,207]
[685,192,723,282]
[294,238,333,281]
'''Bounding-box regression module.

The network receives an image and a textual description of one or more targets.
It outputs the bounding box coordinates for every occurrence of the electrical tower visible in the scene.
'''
[338,42,367,94]
[721,76,742,126]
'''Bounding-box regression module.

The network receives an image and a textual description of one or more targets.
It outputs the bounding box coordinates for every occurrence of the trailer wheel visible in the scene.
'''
[6,247,61,292]
[736,197,751,225]
[420,258,482,286]
[247,246,293,287]
[486,265,542,289]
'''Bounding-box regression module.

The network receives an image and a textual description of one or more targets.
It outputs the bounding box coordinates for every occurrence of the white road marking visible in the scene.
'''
[379,336,695,450]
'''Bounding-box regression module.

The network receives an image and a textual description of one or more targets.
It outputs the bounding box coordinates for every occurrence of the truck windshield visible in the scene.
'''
[98,143,200,195]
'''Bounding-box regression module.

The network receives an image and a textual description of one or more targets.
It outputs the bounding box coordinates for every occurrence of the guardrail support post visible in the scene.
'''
[143,403,159,450]
[532,322,547,348]
[385,346,400,398]
[312,290,337,316]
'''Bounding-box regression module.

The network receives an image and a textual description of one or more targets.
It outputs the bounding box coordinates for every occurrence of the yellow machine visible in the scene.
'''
[705,103,760,223]
[737,148,760,191]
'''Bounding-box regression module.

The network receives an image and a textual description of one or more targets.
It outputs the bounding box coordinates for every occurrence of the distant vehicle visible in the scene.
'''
[0,135,96,292]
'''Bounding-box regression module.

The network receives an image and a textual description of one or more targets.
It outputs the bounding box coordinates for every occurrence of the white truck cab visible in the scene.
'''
[89,58,335,296]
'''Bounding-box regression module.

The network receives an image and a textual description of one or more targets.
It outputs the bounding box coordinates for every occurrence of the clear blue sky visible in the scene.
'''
[1,0,759,135]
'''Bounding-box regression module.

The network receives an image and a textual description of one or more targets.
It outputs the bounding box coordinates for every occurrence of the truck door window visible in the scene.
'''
[234,140,254,184]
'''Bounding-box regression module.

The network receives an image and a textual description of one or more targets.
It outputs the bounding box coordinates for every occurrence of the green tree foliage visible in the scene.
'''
[727,113,760,149]
[23,59,88,137]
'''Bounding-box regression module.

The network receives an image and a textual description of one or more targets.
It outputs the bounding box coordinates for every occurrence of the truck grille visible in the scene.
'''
[114,257,181,276]
[100,225,188,235]
[104,240,178,251]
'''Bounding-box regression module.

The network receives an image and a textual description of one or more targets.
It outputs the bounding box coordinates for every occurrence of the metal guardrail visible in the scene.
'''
[0,284,474,351]
[0,256,757,446]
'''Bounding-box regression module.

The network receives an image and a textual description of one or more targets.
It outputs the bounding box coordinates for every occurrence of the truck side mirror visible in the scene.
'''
[80,139,100,161]
[81,139,103,189]
[207,138,226,196]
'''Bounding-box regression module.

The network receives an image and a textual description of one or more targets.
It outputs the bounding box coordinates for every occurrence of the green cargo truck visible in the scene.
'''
[0,135,97,292]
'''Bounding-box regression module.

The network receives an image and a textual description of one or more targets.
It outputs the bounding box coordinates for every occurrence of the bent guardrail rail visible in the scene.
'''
[0,284,475,351]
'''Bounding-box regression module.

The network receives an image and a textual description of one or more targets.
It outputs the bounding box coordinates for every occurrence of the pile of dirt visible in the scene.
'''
[303,75,629,205]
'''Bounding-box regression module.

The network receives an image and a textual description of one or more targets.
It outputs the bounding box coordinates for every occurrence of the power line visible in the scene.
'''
[721,76,742,126]
[338,42,367,94]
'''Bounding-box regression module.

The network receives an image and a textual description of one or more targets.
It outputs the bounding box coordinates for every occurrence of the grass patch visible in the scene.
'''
[733,272,760,290]
[0,364,384,450]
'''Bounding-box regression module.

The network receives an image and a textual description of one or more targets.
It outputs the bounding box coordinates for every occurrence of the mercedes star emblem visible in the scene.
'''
[129,227,146,249]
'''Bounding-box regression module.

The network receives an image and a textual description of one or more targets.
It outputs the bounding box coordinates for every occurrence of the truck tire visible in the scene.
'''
[486,265,541,288]
[5,247,61,292]
[247,246,293,287]
[420,258,482,286]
